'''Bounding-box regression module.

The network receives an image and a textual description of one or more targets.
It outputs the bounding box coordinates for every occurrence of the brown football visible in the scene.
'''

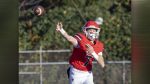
[33,5,45,16]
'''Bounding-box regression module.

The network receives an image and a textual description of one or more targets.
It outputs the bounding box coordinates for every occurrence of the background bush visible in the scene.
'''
[19,0,131,60]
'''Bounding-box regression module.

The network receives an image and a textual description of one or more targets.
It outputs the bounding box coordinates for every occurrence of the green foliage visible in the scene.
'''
[19,0,131,60]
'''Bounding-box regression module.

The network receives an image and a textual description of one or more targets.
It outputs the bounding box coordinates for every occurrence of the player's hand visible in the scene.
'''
[85,44,94,55]
[56,22,63,32]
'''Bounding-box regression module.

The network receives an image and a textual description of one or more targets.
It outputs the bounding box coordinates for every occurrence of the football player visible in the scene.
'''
[56,20,105,84]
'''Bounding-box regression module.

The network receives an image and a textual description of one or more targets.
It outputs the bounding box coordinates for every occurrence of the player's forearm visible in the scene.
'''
[91,52,105,68]
[59,28,77,46]
[97,56,105,68]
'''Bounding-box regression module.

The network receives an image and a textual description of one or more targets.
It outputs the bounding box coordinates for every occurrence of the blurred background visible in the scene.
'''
[19,0,131,84]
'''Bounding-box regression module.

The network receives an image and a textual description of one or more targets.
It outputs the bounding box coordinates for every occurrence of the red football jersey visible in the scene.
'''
[69,33,104,71]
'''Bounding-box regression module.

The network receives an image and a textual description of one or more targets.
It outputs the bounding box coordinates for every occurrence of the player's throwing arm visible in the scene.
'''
[56,22,78,47]
[86,44,105,68]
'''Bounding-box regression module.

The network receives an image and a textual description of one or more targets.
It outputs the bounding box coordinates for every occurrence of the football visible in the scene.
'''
[33,5,45,16]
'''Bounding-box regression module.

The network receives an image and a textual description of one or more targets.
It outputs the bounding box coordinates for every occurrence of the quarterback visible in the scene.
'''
[56,20,105,84]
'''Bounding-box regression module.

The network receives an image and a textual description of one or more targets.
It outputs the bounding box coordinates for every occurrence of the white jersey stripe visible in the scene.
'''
[74,34,82,41]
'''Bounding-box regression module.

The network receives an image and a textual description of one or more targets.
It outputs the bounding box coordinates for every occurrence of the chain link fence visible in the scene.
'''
[19,49,131,84]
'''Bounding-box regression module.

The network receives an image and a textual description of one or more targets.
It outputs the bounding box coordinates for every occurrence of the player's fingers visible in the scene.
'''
[56,25,59,30]
[85,44,90,48]
[56,26,59,31]
[57,22,59,25]
[85,44,88,48]
[57,23,60,27]
[57,22,62,28]
[58,22,60,25]
[56,22,60,28]
[59,22,63,27]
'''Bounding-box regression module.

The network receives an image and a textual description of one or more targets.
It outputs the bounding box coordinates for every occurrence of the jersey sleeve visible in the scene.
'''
[73,34,82,48]
[74,33,82,41]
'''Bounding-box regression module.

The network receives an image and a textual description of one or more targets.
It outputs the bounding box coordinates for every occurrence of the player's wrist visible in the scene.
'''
[91,52,99,60]
[60,28,66,35]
